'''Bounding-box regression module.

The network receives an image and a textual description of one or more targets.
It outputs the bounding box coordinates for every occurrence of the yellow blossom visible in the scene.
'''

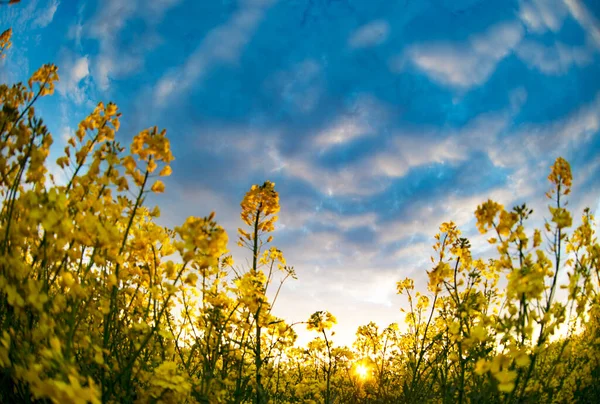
[151,180,165,193]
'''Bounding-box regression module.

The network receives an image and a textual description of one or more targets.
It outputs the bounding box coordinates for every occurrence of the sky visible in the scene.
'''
[1,0,600,347]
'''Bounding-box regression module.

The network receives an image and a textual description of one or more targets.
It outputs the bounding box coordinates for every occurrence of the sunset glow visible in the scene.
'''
[354,363,370,380]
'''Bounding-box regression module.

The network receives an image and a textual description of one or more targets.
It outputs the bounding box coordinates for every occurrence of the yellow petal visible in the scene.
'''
[151,180,165,193]
[159,165,172,177]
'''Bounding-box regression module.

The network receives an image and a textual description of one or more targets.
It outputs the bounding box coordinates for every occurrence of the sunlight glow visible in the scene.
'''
[354,363,370,380]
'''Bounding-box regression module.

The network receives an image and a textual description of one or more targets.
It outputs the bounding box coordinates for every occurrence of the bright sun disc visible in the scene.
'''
[355,364,369,379]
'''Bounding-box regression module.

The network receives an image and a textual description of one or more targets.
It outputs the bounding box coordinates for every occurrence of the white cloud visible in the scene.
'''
[279,206,378,234]
[188,124,285,177]
[93,51,149,92]
[60,125,73,142]
[68,23,83,46]
[401,21,524,89]
[345,271,399,306]
[273,59,323,114]
[283,155,385,197]
[0,45,29,84]
[518,0,568,33]
[154,78,177,104]
[85,0,181,91]
[373,135,466,178]
[88,1,137,41]
[153,0,276,106]
[86,0,138,91]
[72,57,90,82]
[65,3,86,48]
[33,0,60,28]
[144,0,182,22]
[374,106,511,179]
[315,117,369,148]
[0,0,59,32]
[489,92,600,169]
[313,94,388,150]
[564,0,600,49]
[514,0,599,77]
[348,20,390,49]
[279,106,513,197]
[56,54,90,104]
[516,39,592,74]
[377,186,518,245]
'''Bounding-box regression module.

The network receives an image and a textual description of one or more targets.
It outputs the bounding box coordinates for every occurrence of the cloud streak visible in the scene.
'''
[153,0,276,107]
[33,0,60,28]
[400,21,524,89]
[85,0,182,91]
[348,20,390,49]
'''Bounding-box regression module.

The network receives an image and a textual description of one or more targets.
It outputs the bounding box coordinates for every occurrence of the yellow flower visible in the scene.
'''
[60,272,75,288]
[495,369,517,392]
[475,359,490,375]
[428,262,451,293]
[147,158,157,173]
[550,206,572,229]
[515,352,530,368]
[106,102,118,116]
[107,274,117,288]
[151,180,165,193]
[498,382,515,393]
[0,28,12,58]
[49,337,61,354]
[307,311,337,332]
[533,229,542,247]
[240,181,280,228]
[396,278,414,294]
[28,64,59,95]
[94,351,104,365]
[497,210,518,237]
[547,157,572,193]
[184,272,198,287]
[475,199,503,233]
[470,324,487,342]
[159,165,172,177]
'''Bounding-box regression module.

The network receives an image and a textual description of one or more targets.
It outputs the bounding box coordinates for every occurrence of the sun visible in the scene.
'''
[354,363,370,380]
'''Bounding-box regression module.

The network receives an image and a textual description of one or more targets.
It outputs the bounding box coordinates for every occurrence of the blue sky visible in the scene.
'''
[1,0,600,346]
